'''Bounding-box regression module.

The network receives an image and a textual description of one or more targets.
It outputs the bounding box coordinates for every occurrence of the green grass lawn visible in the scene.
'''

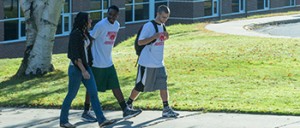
[1,12,300,115]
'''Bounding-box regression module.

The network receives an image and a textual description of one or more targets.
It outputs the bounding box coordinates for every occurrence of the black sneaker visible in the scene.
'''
[162,106,179,117]
[60,122,76,128]
[123,107,142,119]
[127,103,133,109]
[99,119,116,127]
[81,111,97,122]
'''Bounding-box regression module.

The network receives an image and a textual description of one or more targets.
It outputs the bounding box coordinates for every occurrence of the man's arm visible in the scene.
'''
[138,33,160,46]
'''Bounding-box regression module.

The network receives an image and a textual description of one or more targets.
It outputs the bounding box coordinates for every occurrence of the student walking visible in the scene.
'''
[59,12,115,128]
[127,5,179,118]
[81,6,142,122]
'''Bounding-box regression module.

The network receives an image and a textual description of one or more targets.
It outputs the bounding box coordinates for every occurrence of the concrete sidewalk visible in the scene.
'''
[206,14,300,38]
[1,108,300,128]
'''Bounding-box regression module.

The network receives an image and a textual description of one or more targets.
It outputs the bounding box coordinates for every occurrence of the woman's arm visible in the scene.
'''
[74,59,90,79]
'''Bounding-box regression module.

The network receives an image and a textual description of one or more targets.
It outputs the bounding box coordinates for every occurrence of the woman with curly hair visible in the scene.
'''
[59,12,115,128]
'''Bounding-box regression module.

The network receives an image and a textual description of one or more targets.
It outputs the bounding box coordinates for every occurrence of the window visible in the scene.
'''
[126,0,150,22]
[257,0,269,10]
[1,0,23,42]
[155,0,168,13]
[4,0,18,19]
[232,0,245,13]
[280,0,290,6]
[125,0,168,23]
[56,0,72,35]
[232,0,240,13]
[291,0,296,6]
[204,0,218,17]
[135,3,149,21]
[87,0,110,29]
[4,20,18,40]
[0,0,73,43]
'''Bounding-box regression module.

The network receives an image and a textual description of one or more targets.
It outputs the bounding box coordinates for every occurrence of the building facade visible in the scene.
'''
[0,0,299,58]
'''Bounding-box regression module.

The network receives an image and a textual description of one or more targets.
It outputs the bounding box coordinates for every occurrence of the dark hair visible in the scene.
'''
[72,12,89,31]
[72,12,93,41]
[157,5,170,14]
[108,5,119,13]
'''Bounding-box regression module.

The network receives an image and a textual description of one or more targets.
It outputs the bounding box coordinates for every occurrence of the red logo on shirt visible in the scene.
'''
[107,32,117,41]
[104,41,114,45]
[104,32,117,45]
[159,35,164,41]
[159,33,166,41]
[154,42,164,46]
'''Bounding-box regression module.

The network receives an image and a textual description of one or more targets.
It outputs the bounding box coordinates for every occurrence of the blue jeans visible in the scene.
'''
[60,65,106,124]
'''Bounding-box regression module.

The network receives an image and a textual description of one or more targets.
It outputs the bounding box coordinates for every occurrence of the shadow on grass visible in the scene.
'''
[0,70,67,89]
[0,70,68,108]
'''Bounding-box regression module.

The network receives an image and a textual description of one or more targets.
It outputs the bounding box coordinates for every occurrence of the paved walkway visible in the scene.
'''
[2,15,300,128]
[1,107,300,128]
[206,14,300,38]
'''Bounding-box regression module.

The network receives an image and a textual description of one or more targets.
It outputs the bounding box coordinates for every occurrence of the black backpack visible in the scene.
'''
[134,20,166,66]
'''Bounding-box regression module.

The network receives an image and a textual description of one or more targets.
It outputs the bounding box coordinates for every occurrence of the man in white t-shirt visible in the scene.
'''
[81,5,142,122]
[127,5,179,118]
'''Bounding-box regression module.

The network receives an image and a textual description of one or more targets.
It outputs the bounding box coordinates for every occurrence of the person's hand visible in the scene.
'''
[152,33,161,40]
[82,70,90,79]
[163,31,169,40]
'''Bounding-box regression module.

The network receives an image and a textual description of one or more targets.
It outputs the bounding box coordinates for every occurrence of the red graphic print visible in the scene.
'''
[159,33,165,41]
[107,32,117,41]
[104,31,117,45]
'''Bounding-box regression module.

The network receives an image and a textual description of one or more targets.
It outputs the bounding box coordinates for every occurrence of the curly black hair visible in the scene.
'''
[72,12,93,41]
[108,5,119,13]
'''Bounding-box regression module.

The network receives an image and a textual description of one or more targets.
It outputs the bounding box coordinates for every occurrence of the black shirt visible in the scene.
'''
[67,29,93,70]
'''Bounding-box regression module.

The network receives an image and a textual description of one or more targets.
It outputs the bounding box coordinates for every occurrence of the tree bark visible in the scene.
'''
[16,0,64,76]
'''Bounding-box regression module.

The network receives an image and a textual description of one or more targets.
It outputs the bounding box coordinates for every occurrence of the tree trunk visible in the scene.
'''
[16,0,64,76]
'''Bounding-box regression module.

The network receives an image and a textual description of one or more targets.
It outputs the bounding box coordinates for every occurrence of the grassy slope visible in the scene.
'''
[1,12,300,115]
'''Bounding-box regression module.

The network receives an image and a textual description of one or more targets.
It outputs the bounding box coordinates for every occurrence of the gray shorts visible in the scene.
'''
[135,65,168,92]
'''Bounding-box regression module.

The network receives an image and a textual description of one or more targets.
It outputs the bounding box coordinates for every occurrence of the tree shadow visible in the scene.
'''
[104,118,134,128]
[0,69,67,89]
[3,111,78,128]
[0,70,68,107]
[132,117,165,128]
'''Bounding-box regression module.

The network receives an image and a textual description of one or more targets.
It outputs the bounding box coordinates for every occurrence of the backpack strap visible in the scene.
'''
[150,20,159,33]
[150,20,167,44]
[151,20,167,32]
[149,20,158,44]
[163,24,167,32]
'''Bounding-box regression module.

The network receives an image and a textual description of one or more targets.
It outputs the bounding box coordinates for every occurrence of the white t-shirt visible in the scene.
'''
[90,18,120,68]
[138,21,166,68]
